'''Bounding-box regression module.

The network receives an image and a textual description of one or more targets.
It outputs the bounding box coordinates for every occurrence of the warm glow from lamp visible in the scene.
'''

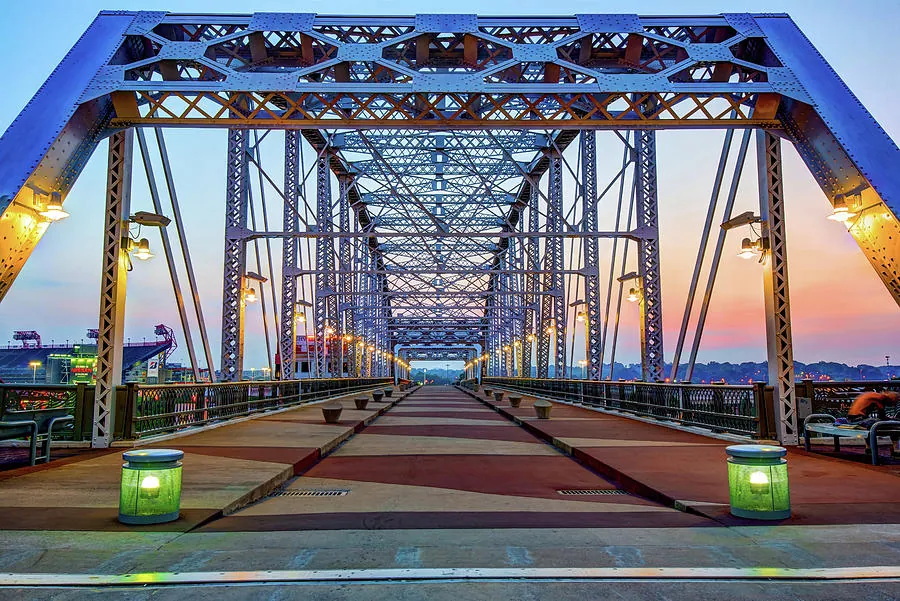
[827,196,857,223]
[244,287,258,303]
[576,311,586,323]
[294,312,306,323]
[132,238,154,261]
[39,201,70,222]
[526,334,536,342]
[627,288,640,303]
[29,360,41,368]
[737,237,759,260]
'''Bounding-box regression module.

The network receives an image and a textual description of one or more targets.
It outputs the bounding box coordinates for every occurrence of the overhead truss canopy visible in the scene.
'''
[1,11,900,449]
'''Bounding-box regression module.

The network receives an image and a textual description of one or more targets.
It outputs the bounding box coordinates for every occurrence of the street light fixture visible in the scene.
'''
[37,192,69,222]
[29,360,41,383]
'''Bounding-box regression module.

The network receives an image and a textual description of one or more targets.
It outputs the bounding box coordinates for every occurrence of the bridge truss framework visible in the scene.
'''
[1,12,899,448]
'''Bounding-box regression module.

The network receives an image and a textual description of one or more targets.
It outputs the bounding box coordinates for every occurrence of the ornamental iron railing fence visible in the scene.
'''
[465,377,775,439]
[0,378,392,442]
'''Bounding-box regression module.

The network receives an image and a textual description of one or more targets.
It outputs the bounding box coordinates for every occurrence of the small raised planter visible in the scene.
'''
[472,383,480,392]
[372,390,385,403]
[533,399,552,419]
[483,388,493,398]
[354,397,369,410]
[493,391,504,403]
[383,388,394,398]
[322,402,344,424]
[508,395,522,408]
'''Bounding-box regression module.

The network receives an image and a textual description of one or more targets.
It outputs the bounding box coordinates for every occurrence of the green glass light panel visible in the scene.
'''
[726,445,790,520]
[119,449,184,525]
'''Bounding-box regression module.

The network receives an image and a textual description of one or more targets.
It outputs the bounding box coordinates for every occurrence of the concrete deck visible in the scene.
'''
[3,385,900,599]
[473,386,900,526]
[0,386,414,532]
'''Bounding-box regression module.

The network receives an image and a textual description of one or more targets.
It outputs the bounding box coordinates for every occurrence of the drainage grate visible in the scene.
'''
[272,489,350,497]
[557,489,630,496]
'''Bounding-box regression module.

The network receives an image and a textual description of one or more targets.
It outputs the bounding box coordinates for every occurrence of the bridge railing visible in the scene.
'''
[0,378,392,442]
[128,378,392,439]
[466,377,775,439]
[796,379,900,417]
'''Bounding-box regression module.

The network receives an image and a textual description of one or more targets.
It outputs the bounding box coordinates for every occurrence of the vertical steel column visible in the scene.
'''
[634,130,664,381]
[757,130,798,445]
[280,131,300,380]
[581,131,603,380]
[220,129,249,382]
[522,183,539,378]
[315,150,338,377]
[539,148,567,378]
[339,175,355,377]
[92,129,133,448]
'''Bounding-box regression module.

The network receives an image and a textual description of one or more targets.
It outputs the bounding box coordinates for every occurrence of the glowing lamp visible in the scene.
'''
[827,196,856,223]
[627,288,640,303]
[726,445,790,520]
[132,238,154,261]
[526,334,536,342]
[119,449,184,525]
[244,287,258,303]
[294,312,306,323]
[737,238,759,260]
[576,311,586,323]
[39,200,70,222]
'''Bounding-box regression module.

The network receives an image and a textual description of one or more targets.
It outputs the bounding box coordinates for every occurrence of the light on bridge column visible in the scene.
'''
[627,287,641,303]
[827,194,857,223]
[737,237,763,260]
[37,192,70,222]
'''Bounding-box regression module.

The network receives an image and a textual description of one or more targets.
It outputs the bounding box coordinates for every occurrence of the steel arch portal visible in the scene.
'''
[2,12,899,448]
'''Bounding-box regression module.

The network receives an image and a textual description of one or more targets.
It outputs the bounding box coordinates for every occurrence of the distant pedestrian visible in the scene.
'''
[848,391,900,422]
[848,391,900,457]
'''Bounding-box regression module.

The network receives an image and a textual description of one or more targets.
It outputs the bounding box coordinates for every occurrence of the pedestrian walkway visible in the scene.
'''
[474,385,900,525]
[0,386,408,532]
[203,386,703,532]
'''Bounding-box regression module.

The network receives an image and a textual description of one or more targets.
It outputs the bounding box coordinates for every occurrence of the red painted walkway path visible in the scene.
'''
[473,385,900,526]
[204,386,706,531]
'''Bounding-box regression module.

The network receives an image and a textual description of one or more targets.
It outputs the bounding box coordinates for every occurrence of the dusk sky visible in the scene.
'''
[1,0,899,372]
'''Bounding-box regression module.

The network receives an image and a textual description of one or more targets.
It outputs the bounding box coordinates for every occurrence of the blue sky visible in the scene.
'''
[1,0,899,371]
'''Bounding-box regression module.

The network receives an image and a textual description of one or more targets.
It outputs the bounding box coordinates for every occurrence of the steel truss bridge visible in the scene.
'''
[0,12,898,449]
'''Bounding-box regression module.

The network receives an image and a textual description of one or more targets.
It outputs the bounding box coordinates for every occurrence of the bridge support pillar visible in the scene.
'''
[92,129,133,448]
[757,130,798,445]
[339,174,355,378]
[280,131,300,380]
[220,129,250,382]
[635,129,664,381]
[581,131,603,380]
[314,149,338,377]
[538,148,566,378]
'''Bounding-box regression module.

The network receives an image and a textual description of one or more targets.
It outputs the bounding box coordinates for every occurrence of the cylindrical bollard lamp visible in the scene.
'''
[119,449,184,525]
[725,445,790,520]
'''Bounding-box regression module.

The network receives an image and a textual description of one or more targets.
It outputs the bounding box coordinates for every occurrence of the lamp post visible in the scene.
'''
[261,366,271,380]
[29,360,41,384]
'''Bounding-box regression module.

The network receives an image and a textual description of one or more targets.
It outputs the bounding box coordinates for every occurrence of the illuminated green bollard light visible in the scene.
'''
[726,444,790,520]
[119,449,184,525]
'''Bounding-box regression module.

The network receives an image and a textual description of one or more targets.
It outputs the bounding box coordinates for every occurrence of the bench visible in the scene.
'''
[803,414,900,466]
[0,404,74,466]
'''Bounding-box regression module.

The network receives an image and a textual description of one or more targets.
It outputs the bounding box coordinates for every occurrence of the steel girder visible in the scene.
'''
[635,129,664,381]
[92,130,133,448]
[537,149,566,378]
[1,14,899,438]
[581,131,603,380]
[314,151,338,376]
[339,174,355,377]
[279,130,300,379]
[758,131,798,445]
[3,12,900,322]
[220,129,249,382]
